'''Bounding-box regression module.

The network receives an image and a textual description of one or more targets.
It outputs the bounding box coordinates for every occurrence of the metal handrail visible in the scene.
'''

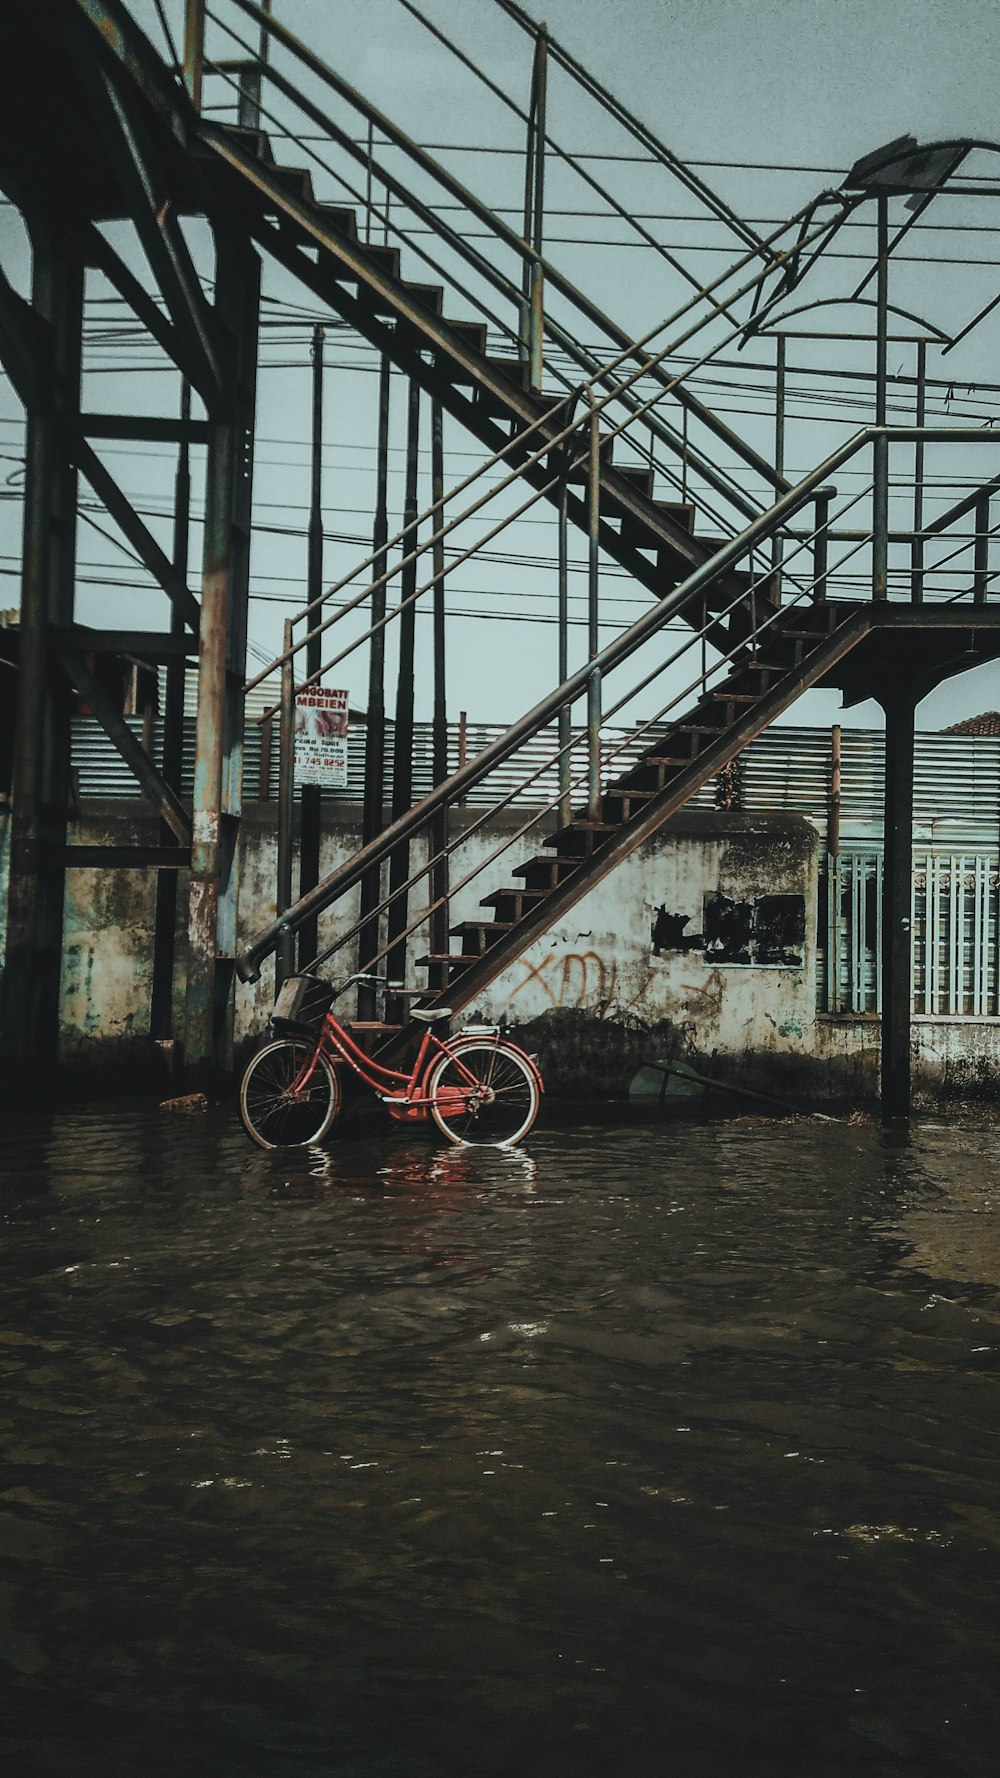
[237,423,1000,980]
[214,0,794,502]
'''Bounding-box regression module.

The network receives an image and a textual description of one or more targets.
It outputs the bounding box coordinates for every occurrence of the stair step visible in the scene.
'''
[621,500,696,546]
[703,575,780,614]
[273,164,316,206]
[600,464,655,508]
[617,754,688,793]
[512,854,581,891]
[363,241,402,280]
[449,919,514,956]
[401,281,445,316]
[473,354,530,407]
[434,325,493,385]
[600,786,657,820]
[562,435,615,482]
[544,819,618,859]
[221,124,275,165]
[317,203,360,242]
[481,887,549,919]
[415,952,473,975]
[696,693,761,725]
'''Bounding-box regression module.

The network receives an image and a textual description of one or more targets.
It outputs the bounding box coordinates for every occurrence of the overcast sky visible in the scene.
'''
[3,0,1000,730]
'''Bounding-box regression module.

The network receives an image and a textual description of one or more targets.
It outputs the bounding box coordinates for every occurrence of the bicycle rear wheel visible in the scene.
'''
[428,1040,539,1148]
[239,1038,341,1149]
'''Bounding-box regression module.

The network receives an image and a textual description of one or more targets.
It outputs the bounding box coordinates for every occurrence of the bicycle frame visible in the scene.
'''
[288,1012,520,1123]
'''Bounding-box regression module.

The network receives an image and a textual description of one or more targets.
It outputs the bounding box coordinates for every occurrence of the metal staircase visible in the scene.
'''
[4,0,1000,1104]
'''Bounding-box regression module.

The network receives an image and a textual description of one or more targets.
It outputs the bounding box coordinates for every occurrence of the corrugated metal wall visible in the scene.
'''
[71,719,1000,846]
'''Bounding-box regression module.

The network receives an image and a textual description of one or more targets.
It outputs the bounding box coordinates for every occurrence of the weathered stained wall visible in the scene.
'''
[467,811,820,1097]
[2,798,999,1104]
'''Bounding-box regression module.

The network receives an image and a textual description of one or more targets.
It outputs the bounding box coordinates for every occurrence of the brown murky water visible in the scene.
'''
[2,1103,1000,1777]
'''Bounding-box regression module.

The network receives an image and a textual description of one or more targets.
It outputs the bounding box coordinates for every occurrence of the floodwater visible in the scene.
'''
[3,1104,1000,1778]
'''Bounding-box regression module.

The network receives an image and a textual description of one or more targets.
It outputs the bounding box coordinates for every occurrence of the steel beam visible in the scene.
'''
[880,684,917,1119]
[386,377,421,1019]
[357,354,392,1018]
[61,846,192,868]
[429,396,449,964]
[151,383,193,1042]
[79,412,211,445]
[297,324,325,968]
[70,438,200,630]
[183,231,259,1079]
[84,225,184,369]
[0,258,51,412]
[0,223,83,1075]
[73,35,224,408]
[60,651,192,843]
[50,627,197,658]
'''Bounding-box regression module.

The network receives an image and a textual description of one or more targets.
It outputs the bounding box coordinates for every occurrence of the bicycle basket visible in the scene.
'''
[270,973,334,1036]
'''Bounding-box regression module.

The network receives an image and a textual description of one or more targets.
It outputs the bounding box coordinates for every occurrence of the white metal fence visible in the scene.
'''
[822,850,1000,1017]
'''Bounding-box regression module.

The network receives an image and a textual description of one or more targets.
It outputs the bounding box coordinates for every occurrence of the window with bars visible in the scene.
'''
[820,851,1000,1017]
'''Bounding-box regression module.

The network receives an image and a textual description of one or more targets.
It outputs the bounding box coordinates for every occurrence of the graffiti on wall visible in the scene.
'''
[507,948,619,1013]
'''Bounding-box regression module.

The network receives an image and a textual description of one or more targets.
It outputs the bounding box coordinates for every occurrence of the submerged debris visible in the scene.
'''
[160,1093,209,1115]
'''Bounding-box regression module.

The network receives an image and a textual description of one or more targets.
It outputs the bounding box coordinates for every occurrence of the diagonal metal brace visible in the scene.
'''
[59,651,192,844]
[0,258,53,412]
[68,17,225,412]
[70,437,200,632]
[83,224,182,369]
[96,67,224,410]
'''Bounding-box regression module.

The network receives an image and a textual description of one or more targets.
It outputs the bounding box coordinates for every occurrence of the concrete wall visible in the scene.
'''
[1,798,998,1104]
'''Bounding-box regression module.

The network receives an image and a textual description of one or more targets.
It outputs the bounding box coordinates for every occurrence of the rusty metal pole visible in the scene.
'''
[429,397,450,967]
[184,234,259,1080]
[880,684,917,1120]
[772,333,785,598]
[557,470,571,824]
[911,338,926,602]
[827,723,842,1015]
[298,324,324,968]
[872,194,890,601]
[386,377,421,1017]
[528,26,548,393]
[276,616,296,989]
[586,393,602,821]
[973,491,991,605]
[357,355,392,1017]
[520,24,548,390]
[182,0,206,111]
[812,490,830,604]
[239,0,272,130]
[150,378,191,1042]
[0,224,82,1077]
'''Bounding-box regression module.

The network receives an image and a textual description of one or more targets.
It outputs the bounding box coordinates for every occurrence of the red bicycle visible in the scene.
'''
[238,972,543,1151]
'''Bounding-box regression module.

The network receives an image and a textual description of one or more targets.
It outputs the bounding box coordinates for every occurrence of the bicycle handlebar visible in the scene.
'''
[331,972,406,998]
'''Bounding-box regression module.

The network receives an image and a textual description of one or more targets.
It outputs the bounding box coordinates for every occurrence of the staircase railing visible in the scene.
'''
[237,426,1000,990]
[194,0,846,537]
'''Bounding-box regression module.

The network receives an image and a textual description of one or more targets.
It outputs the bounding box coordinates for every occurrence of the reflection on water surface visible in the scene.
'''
[2,1106,1000,1776]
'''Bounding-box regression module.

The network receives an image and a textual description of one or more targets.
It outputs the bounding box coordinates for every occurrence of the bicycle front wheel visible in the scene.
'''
[428,1040,539,1148]
[239,1038,341,1149]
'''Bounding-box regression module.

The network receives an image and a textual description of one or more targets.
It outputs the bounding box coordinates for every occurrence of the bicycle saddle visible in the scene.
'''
[410,1007,452,1023]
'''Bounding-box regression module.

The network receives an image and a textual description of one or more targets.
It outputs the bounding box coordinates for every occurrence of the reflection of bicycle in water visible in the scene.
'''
[239,973,543,1151]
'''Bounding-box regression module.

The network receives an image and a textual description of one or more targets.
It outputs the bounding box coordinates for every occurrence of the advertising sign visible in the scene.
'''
[294,687,349,789]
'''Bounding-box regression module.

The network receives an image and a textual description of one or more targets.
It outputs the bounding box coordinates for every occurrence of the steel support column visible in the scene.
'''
[150,382,192,1043]
[0,222,83,1079]
[429,397,449,964]
[184,231,259,1079]
[298,323,325,968]
[357,354,392,1018]
[880,684,917,1119]
[386,376,420,1017]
